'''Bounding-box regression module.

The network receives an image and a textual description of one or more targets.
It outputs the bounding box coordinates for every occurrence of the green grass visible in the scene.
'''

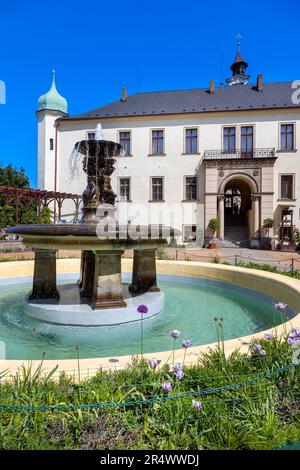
[0,336,299,450]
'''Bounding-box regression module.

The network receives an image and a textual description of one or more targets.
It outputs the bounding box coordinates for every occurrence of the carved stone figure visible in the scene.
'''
[82,180,97,207]
[76,135,123,222]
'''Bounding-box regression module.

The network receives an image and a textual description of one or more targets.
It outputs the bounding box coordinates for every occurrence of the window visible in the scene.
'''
[225,187,242,214]
[223,127,236,152]
[185,177,197,200]
[119,131,131,155]
[49,138,54,150]
[280,124,294,150]
[88,132,95,140]
[185,128,198,153]
[151,177,163,201]
[241,126,254,158]
[119,178,130,201]
[151,130,164,155]
[183,225,197,242]
[280,175,294,199]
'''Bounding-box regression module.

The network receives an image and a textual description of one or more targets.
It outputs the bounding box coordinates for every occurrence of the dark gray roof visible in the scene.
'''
[62,81,300,121]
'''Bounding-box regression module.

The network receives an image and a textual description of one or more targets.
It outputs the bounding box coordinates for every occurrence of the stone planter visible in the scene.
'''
[207,241,217,249]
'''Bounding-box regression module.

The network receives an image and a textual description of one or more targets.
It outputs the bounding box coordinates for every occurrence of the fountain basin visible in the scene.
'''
[7,224,179,311]
[27,285,164,326]
[0,259,300,373]
[7,223,177,249]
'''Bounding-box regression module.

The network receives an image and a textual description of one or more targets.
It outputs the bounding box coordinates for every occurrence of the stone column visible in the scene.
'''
[252,196,260,237]
[28,249,59,301]
[90,250,126,309]
[80,251,95,299]
[129,248,160,295]
[218,195,225,240]
[78,251,86,289]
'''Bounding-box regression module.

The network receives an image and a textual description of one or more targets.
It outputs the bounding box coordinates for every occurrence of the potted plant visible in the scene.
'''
[207,218,220,249]
[262,218,274,250]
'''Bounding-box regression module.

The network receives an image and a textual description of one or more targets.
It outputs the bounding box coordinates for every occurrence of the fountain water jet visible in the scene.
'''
[7,128,179,325]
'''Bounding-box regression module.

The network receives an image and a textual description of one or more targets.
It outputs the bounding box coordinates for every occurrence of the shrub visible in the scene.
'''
[211,254,221,264]
[208,218,220,233]
[156,247,170,260]
[263,218,274,237]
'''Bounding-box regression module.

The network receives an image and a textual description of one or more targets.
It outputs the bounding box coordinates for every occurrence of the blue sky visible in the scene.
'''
[0,0,299,187]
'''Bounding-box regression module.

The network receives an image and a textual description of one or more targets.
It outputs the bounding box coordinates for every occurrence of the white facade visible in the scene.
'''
[37,109,62,191]
[37,96,300,246]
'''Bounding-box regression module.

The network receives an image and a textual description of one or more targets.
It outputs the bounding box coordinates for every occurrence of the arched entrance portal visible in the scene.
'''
[218,176,260,247]
[224,180,251,246]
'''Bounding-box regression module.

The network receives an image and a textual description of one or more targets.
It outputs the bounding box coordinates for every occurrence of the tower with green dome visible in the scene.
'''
[38,69,68,114]
[37,70,68,191]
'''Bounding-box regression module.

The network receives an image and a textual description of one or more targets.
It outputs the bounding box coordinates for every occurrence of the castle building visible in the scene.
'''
[37,52,300,247]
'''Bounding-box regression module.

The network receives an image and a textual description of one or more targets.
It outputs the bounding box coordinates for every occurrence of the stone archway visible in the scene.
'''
[218,174,260,246]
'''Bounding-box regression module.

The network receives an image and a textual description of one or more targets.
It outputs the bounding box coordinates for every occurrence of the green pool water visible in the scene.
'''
[279,441,300,450]
[0,274,291,360]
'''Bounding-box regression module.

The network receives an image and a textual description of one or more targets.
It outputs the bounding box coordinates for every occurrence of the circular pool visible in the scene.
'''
[0,272,293,360]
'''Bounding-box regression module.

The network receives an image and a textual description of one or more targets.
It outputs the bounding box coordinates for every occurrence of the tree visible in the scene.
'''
[41,206,52,224]
[208,218,220,236]
[0,204,15,228]
[0,164,30,188]
[0,164,32,227]
[20,203,37,224]
[263,218,274,237]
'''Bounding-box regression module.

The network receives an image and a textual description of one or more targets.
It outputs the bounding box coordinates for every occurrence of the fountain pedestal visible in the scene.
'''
[130,249,160,294]
[28,249,59,301]
[80,250,95,297]
[91,249,126,309]
[80,249,126,308]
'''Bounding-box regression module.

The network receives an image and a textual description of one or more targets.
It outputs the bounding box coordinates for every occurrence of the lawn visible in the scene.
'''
[0,333,299,450]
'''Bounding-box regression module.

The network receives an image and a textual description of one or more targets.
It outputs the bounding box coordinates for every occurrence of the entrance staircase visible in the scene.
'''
[223,215,249,248]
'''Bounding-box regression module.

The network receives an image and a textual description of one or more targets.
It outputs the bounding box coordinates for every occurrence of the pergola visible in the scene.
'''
[0,186,82,224]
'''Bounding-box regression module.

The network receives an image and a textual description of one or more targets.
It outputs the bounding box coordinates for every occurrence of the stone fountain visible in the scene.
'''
[7,125,179,325]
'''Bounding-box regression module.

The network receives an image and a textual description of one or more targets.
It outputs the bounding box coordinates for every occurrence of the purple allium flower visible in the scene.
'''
[287,328,300,344]
[175,370,185,381]
[274,302,288,312]
[137,304,148,314]
[251,343,266,356]
[149,358,158,370]
[259,349,267,356]
[162,382,172,393]
[251,343,263,352]
[172,363,183,373]
[170,329,181,339]
[182,339,192,349]
[290,328,300,338]
[264,333,274,341]
[192,399,202,412]
[288,336,300,344]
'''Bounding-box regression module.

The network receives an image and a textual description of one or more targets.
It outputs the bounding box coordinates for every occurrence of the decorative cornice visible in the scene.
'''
[204,158,276,168]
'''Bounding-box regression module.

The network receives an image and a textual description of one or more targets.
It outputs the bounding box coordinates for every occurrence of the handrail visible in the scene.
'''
[203,148,276,160]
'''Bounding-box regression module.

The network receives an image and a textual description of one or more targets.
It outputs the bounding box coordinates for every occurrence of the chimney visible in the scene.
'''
[121,87,127,102]
[209,80,215,94]
[257,74,263,92]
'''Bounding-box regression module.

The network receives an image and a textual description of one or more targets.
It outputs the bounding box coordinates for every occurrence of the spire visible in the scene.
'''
[49,68,58,93]
[237,33,242,52]
[51,68,56,87]
[37,69,68,114]
[230,50,248,73]
[226,35,250,86]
